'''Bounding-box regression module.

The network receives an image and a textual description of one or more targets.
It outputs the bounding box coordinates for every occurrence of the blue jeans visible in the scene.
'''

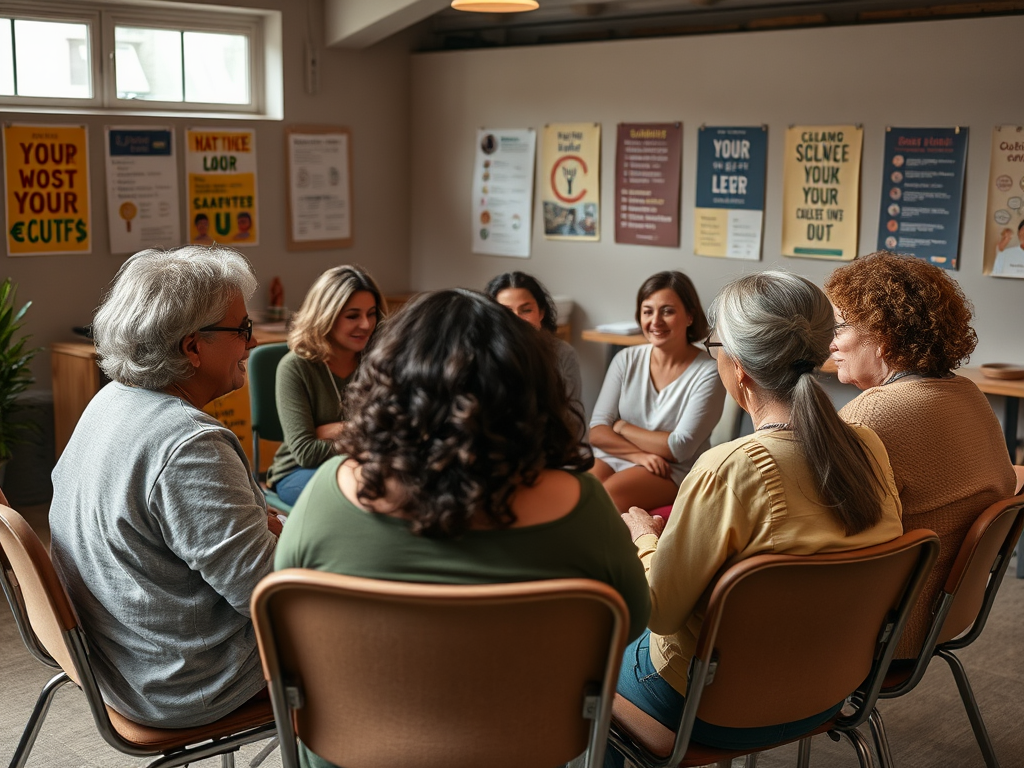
[605,630,843,767]
[272,468,318,505]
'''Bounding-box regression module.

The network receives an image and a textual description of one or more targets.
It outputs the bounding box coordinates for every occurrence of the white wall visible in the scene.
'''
[6,0,414,388]
[409,16,1024,420]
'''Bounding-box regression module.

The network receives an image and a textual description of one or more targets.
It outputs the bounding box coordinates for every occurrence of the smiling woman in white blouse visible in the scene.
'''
[588,271,726,512]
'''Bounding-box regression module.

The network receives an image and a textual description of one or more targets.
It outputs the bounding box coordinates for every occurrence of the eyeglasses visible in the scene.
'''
[199,317,253,342]
[703,334,724,360]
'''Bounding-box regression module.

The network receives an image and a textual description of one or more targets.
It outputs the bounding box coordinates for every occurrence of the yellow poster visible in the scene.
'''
[542,123,600,241]
[984,125,1024,278]
[4,124,91,256]
[186,128,259,247]
[781,125,862,261]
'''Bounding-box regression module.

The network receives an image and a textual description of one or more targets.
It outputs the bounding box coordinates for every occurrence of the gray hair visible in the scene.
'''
[709,270,885,536]
[709,270,833,397]
[93,245,257,389]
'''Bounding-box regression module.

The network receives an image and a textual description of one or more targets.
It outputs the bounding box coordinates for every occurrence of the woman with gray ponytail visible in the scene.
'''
[610,271,903,760]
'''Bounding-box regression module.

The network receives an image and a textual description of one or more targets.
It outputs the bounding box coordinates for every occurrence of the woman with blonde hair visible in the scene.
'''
[267,265,387,505]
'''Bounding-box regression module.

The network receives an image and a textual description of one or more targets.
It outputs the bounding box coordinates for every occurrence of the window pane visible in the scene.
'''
[183,31,248,104]
[0,20,13,96]
[115,26,183,102]
[14,19,91,98]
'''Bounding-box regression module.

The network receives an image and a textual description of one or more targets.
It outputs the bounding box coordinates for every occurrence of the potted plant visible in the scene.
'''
[0,278,40,482]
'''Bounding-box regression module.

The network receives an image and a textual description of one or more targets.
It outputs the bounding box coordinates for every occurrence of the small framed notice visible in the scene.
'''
[285,125,353,250]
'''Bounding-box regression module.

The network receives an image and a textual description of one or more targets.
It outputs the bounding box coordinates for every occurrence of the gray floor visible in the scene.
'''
[2,504,1022,768]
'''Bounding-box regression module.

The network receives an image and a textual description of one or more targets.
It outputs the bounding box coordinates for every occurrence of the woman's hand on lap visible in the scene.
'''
[621,506,666,540]
[632,451,671,478]
[315,422,346,441]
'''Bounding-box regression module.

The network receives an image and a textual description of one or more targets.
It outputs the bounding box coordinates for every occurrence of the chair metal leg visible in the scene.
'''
[867,708,894,768]
[9,672,70,768]
[744,752,759,767]
[839,727,875,768]
[249,736,279,767]
[936,649,1000,768]
[796,737,812,768]
[220,751,236,768]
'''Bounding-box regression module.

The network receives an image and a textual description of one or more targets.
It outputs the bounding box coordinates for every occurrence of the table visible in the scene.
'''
[580,329,646,367]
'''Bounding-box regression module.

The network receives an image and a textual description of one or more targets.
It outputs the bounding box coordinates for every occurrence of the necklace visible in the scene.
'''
[167,382,197,408]
[757,422,790,432]
[324,361,344,415]
[883,370,916,386]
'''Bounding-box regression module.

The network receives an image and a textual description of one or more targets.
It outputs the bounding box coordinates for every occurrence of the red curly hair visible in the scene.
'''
[824,251,977,375]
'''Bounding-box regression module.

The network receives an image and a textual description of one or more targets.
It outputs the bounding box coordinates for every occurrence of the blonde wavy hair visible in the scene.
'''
[288,265,387,363]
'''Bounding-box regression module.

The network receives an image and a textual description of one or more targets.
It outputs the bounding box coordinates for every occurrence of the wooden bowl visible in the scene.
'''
[979,363,1024,380]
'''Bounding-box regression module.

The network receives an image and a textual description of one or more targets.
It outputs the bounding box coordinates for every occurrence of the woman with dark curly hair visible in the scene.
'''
[274,290,650,767]
[825,251,1015,658]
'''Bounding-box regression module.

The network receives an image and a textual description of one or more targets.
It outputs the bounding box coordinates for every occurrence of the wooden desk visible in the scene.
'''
[581,329,646,366]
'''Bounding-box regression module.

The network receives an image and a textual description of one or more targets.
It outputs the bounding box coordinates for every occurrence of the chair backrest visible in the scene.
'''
[252,570,630,768]
[934,495,1024,648]
[248,342,289,462]
[657,528,939,763]
[0,502,82,681]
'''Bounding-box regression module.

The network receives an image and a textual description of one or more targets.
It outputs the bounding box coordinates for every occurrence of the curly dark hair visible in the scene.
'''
[337,289,591,538]
[634,271,708,344]
[824,251,977,375]
[484,271,559,333]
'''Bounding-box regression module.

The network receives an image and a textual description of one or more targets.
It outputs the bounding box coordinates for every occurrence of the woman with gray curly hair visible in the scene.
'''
[49,245,278,729]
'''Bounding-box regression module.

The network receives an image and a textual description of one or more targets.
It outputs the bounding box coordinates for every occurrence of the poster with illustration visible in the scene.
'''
[876,127,968,270]
[694,125,767,260]
[984,126,1024,278]
[4,124,90,256]
[186,128,259,246]
[781,125,862,261]
[472,129,536,257]
[105,127,181,255]
[615,123,682,248]
[542,123,600,241]
[286,126,352,250]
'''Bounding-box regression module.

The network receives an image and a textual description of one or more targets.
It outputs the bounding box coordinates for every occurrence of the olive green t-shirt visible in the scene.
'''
[275,457,651,768]
[266,351,352,488]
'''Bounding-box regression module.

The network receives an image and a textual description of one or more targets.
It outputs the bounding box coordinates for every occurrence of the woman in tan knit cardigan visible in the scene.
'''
[825,251,1016,658]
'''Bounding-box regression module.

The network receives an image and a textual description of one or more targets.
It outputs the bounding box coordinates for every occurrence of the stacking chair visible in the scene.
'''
[867,495,1024,768]
[0,501,276,768]
[248,341,292,514]
[607,529,940,768]
[251,570,631,768]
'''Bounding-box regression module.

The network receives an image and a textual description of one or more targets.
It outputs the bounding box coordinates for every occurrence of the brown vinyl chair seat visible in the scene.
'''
[607,530,940,768]
[868,493,1024,768]
[0,497,276,768]
[251,569,632,768]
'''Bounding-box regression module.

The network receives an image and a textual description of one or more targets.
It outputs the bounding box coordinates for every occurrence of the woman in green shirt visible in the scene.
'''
[276,290,651,768]
[266,265,387,505]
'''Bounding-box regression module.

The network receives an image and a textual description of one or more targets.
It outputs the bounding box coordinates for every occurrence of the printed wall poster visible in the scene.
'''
[876,127,968,270]
[472,129,536,258]
[614,123,681,247]
[542,123,600,241]
[4,124,90,256]
[186,128,258,247]
[105,127,181,255]
[781,125,862,261]
[286,126,352,250]
[694,126,767,260]
[984,126,1024,278]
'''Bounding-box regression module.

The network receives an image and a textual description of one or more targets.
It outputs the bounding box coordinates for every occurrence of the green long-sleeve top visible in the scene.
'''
[266,351,352,488]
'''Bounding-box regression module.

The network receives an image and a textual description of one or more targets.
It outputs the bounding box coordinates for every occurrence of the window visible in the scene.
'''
[0,2,281,118]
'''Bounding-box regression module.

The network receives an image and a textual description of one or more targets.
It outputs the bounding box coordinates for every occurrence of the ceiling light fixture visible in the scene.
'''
[451,0,539,12]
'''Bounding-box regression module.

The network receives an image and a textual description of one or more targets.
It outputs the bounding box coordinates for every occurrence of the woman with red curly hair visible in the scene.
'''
[825,251,1015,658]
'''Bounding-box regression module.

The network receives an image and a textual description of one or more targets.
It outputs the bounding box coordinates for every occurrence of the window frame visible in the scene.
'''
[0,1,276,118]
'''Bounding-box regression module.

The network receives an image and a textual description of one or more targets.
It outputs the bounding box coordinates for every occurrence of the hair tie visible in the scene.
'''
[793,359,815,375]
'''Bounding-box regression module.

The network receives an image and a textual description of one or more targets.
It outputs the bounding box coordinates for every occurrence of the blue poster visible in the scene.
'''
[694,126,767,260]
[876,127,968,270]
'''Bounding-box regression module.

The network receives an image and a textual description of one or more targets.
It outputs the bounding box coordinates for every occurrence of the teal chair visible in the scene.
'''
[248,342,293,514]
